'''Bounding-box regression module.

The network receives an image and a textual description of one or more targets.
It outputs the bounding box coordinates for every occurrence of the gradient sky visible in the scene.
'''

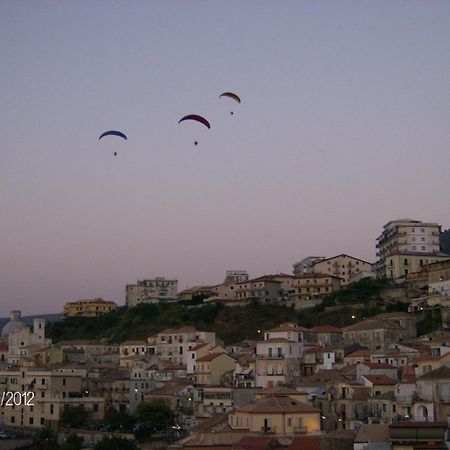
[1,1,450,316]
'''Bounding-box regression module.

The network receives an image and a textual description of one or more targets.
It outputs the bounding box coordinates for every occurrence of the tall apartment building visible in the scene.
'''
[126,277,178,307]
[376,219,448,279]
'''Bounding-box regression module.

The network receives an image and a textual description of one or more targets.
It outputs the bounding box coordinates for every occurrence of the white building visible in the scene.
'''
[126,277,178,307]
[1,311,51,364]
[255,322,303,388]
[376,219,443,277]
[293,257,325,276]
[148,326,216,366]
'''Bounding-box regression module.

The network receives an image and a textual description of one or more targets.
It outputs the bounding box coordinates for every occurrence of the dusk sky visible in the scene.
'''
[1,1,450,316]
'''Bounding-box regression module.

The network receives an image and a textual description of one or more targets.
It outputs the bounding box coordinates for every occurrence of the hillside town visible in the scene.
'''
[1,219,450,449]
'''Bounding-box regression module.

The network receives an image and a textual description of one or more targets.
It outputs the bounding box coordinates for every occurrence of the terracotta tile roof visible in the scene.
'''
[260,386,301,396]
[190,343,209,351]
[288,436,322,450]
[308,326,343,334]
[146,379,191,396]
[344,319,404,332]
[412,355,441,363]
[363,374,396,385]
[417,366,450,380]
[363,362,396,369]
[235,436,279,449]
[197,352,228,362]
[313,253,373,265]
[345,350,370,358]
[236,395,319,414]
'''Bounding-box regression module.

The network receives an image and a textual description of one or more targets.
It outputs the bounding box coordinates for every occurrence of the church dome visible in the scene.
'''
[1,311,27,338]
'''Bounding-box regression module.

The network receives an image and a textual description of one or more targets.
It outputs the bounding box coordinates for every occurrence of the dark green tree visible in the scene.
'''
[61,432,83,450]
[60,405,91,428]
[104,407,136,431]
[135,399,175,431]
[32,427,58,450]
[94,436,138,450]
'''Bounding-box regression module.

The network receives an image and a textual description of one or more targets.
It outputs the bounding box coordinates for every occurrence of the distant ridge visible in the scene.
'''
[0,313,61,332]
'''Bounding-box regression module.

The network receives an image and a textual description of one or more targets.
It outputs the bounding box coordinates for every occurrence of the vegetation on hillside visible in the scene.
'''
[45,279,419,345]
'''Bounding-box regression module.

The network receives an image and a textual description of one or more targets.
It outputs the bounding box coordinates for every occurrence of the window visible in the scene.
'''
[268,348,273,357]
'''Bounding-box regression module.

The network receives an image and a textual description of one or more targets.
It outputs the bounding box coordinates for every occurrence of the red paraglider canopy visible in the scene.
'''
[178,114,211,129]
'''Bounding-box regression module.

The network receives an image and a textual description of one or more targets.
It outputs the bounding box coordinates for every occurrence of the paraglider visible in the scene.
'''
[219,92,241,115]
[178,115,211,146]
[98,130,127,156]
[178,115,211,129]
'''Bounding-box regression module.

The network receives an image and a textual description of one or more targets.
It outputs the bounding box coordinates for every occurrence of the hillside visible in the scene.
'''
[45,279,419,345]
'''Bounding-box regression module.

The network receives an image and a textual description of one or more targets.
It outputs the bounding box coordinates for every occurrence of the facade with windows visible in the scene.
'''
[126,277,178,307]
[0,367,104,428]
[376,219,446,278]
[63,298,117,317]
[311,254,374,286]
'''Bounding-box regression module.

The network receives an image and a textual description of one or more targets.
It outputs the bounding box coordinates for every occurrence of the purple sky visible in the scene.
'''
[1,1,449,315]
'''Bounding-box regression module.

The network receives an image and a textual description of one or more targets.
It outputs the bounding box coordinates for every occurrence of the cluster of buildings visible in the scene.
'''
[2,217,450,448]
[2,302,450,449]
[62,219,450,317]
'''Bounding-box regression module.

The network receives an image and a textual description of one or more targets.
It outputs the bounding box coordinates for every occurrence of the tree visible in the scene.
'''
[61,432,83,450]
[60,405,91,428]
[135,399,175,431]
[104,407,136,431]
[94,436,138,450]
[33,427,58,450]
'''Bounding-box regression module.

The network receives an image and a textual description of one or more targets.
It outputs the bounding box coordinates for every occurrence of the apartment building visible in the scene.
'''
[228,396,321,436]
[288,274,342,309]
[343,318,410,351]
[63,298,117,317]
[256,323,303,388]
[311,254,374,286]
[149,326,216,366]
[126,277,178,307]
[194,352,236,386]
[293,257,325,276]
[234,276,282,303]
[0,367,104,428]
[376,219,447,278]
